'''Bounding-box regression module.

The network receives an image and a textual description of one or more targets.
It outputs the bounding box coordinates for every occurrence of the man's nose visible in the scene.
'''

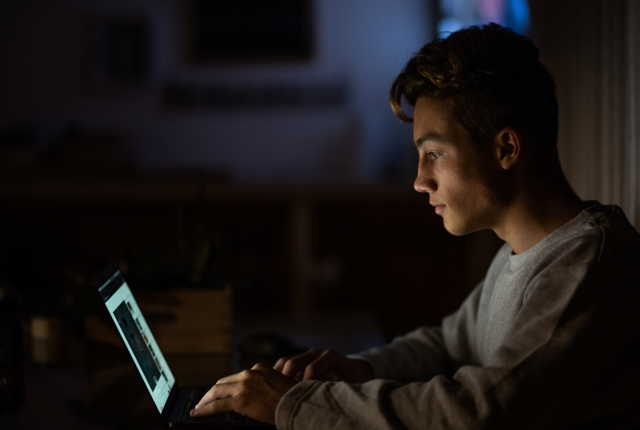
[414,162,436,194]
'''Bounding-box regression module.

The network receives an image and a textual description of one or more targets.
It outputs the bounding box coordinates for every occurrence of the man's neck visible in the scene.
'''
[492,175,587,255]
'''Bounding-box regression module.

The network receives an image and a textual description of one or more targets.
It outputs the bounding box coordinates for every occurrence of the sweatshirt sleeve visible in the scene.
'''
[275,234,640,430]
[347,281,484,383]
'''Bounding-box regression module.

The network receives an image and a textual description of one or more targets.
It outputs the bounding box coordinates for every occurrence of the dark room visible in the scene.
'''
[1,0,639,428]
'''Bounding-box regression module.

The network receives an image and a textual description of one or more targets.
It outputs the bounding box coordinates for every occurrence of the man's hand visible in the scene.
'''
[190,363,297,425]
[274,348,374,383]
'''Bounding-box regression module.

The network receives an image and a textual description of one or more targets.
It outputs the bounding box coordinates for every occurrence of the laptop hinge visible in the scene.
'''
[162,382,182,423]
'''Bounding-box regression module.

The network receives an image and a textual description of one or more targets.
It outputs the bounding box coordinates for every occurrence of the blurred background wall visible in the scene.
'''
[0,0,432,183]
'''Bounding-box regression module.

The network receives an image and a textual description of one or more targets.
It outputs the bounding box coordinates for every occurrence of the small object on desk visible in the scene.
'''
[31,314,70,366]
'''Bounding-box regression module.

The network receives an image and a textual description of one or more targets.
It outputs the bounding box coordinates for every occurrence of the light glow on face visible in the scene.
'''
[413,97,502,236]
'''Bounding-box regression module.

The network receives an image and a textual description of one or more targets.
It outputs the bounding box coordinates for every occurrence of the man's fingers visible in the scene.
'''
[281,349,323,378]
[216,369,253,385]
[274,348,350,381]
[196,381,240,409]
[191,365,297,425]
[197,366,269,410]
[303,349,340,381]
[251,362,270,372]
[273,356,294,372]
[191,396,234,417]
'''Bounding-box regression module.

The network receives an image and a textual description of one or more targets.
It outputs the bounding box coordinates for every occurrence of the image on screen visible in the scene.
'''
[113,301,162,391]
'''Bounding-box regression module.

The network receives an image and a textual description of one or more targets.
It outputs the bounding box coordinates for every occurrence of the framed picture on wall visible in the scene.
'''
[185,0,313,63]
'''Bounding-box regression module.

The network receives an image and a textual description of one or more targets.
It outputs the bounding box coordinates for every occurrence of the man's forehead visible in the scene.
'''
[413,99,456,140]
[414,132,446,149]
[415,96,452,114]
[413,98,452,130]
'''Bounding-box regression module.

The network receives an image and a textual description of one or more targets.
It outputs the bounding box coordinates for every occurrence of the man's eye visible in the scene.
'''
[428,151,441,159]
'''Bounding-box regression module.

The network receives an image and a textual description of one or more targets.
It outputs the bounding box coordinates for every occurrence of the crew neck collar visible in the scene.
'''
[507,200,600,271]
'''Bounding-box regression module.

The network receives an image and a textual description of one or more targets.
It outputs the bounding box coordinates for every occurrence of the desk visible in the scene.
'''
[0,311,384,430]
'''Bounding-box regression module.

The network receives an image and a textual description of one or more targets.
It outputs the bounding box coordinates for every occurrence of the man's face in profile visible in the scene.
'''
[413,97,501,236]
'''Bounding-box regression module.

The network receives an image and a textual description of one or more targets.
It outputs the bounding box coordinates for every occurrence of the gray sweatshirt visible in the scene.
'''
[276,202,640,429]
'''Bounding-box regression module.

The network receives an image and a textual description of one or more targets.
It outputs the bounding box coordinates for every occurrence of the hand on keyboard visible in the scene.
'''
[190,363,297,425]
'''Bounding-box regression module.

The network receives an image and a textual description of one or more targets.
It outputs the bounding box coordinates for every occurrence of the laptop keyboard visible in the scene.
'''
[181,388,254,422]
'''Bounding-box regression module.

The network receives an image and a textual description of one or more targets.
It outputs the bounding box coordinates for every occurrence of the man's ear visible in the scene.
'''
[494,127,521,170]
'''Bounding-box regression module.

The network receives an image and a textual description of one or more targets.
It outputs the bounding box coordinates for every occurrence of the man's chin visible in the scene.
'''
[442,217,474,237]
[444,227,466,237]
[442,217,457,235]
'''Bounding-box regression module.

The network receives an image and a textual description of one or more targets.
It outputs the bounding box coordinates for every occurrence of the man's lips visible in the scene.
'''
[430,202,445,214]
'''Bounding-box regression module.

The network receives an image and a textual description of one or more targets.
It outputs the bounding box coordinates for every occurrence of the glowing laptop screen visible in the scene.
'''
[96,269,176,413]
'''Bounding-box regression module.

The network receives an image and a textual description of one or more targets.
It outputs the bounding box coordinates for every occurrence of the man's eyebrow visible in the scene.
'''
[414,133,445,149]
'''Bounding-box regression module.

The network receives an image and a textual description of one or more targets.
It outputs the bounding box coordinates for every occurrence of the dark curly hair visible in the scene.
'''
[390,23,559,158]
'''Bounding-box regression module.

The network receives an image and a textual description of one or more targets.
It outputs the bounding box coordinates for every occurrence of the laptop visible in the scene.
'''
[92,261,273,427]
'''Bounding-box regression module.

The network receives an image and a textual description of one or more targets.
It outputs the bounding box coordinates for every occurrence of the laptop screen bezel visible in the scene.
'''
[92,261,182,424]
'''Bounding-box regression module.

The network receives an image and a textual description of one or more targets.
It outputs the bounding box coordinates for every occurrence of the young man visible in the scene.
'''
[191,24,640,429]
